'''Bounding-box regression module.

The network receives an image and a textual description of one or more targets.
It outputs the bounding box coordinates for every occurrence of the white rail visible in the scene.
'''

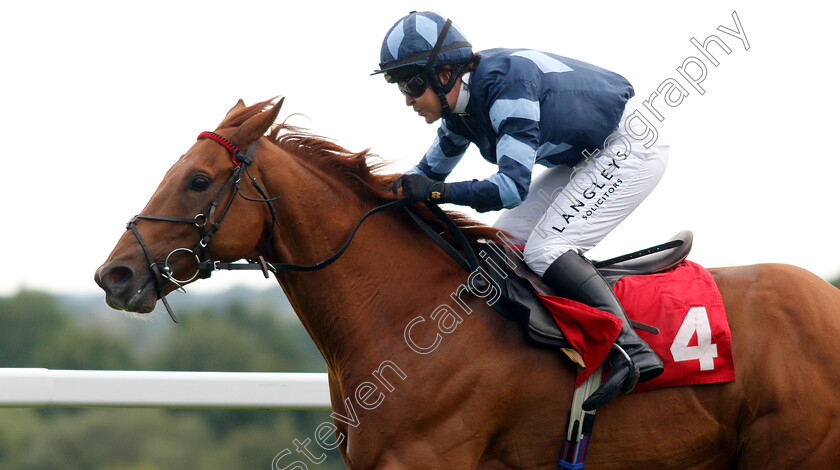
[0,368,331,409]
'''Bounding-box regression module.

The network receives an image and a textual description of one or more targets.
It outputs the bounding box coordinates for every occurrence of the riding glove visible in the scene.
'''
[399,174,451,204]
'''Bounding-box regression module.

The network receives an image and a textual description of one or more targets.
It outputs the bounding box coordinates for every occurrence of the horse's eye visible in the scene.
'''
[191,176,210,192]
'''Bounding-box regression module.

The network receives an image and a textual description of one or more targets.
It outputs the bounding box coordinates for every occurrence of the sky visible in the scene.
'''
[1,1,838,298]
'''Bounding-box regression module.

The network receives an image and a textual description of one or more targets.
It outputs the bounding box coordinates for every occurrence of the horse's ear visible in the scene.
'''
[217,99,248,128]
[224,99,247,120]
[230,98,285,147]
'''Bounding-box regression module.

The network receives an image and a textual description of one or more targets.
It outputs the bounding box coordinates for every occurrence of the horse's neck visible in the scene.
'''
[259,151,465,379]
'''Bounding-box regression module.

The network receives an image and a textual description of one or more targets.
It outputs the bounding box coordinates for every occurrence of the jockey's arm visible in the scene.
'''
[448,83,541,212]
[406,119,470,180]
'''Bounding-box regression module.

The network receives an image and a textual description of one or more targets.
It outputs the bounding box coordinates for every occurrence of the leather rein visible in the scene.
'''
[126,131,479,323]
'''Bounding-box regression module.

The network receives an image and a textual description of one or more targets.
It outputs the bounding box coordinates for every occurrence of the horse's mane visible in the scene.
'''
[226,100,503,247]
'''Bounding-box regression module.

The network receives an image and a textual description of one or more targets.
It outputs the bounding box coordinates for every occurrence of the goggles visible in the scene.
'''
[396,73,429,98]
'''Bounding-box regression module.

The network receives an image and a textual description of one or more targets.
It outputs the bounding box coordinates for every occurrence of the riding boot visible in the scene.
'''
[542,250,664,411]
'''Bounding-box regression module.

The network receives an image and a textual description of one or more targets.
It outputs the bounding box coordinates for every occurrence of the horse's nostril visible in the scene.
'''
[107,267,131,285]
[99,265,135,296]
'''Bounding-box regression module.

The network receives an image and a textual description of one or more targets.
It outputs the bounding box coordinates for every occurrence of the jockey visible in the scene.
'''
[374,11,668,410]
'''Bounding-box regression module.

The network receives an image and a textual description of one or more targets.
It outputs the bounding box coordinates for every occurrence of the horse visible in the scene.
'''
[95,98,840,469]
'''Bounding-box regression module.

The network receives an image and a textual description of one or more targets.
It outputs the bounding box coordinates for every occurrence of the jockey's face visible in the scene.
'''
[404,70,460,124]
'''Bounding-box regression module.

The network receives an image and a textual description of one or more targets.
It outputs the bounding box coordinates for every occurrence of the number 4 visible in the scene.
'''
[670,306,718,371]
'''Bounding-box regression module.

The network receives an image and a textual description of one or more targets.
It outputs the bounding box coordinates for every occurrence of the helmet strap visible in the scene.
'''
[427,64,462,120]
[421,19,459,120]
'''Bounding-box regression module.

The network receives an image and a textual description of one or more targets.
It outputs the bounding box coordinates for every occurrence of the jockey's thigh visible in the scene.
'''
[493,164,576,244]
[519,102,669,276]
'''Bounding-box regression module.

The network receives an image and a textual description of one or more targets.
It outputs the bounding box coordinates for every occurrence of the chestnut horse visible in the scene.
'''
[96,99,840,469]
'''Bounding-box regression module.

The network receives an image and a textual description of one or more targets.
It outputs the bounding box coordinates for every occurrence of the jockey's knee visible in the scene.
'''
[523,234,574,277]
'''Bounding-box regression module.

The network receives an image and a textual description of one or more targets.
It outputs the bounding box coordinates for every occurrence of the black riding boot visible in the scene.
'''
[543,250,664,411]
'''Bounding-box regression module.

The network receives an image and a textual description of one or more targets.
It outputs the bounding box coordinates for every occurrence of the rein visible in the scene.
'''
[200,201,479,274]
[126,132,479,323]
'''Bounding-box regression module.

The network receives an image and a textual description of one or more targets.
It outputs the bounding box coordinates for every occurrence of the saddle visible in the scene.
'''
[480,231,694,356]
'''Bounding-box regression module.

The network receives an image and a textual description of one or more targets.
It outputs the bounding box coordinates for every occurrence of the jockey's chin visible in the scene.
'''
[421,111,441,124]
[409,105,441,124]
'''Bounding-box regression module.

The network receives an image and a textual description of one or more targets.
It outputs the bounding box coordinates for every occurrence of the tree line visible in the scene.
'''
[0,289,347,470]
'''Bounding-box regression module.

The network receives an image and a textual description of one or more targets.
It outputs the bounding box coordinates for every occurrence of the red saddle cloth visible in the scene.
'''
[539,260,735,391]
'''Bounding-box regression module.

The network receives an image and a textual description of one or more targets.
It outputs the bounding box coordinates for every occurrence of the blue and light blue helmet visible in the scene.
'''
[373,11,472,75]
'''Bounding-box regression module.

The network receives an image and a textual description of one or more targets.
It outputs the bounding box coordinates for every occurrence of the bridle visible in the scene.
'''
[125,131,479,324]
[126,131,281,322]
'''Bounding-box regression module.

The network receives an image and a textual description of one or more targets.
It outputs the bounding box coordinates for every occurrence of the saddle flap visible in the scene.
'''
[479,244,576,355]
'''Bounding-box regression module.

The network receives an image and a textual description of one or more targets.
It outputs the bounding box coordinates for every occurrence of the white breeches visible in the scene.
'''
[493,96,670,276]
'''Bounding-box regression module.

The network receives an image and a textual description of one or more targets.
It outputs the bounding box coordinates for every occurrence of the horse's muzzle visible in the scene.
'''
[94,262,158,313]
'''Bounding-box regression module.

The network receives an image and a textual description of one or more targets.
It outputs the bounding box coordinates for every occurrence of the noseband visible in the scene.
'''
[125,131,478,324]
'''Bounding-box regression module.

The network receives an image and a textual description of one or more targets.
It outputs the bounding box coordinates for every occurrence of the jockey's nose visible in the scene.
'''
[405,94,415,106]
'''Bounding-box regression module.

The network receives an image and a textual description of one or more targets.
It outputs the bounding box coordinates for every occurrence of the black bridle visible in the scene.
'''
[126,131,480,324]
[126,131,276,322]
